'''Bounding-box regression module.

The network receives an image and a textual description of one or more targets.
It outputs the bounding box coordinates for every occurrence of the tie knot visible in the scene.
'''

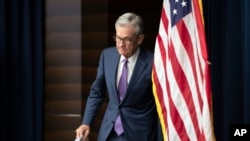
[122,59,128,69]
[123,59,128,64]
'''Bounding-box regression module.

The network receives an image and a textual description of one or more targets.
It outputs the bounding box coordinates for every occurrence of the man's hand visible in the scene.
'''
[75,124,90,141]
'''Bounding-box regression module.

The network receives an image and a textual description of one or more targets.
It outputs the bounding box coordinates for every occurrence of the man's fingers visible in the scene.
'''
[77,133,83,138]
[75,125,90,141]
[75,128,83,139]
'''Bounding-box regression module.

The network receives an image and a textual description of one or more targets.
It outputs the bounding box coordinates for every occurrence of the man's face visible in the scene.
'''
[115,25,144,58]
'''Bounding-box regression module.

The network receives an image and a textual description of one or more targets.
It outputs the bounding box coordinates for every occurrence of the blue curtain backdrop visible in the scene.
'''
[203,0,250,140]
[0,0,44,141]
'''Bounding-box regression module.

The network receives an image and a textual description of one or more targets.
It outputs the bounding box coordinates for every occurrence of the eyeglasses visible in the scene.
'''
[113,35,137,45]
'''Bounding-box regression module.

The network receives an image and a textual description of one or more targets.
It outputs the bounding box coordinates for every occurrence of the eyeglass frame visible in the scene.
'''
[113,35,139,45]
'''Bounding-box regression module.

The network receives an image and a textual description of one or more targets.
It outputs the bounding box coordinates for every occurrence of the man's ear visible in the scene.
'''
[137,34,145,45]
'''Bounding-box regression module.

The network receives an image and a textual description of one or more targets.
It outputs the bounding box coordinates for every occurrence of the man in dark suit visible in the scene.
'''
[76,12,162,141]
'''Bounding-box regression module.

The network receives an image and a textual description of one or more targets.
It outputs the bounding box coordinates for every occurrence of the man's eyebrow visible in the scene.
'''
[116,35,134,39]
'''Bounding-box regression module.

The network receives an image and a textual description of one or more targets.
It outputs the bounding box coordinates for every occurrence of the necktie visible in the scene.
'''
[114,59,128,135]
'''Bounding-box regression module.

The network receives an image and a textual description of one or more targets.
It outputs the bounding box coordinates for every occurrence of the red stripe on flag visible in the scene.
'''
[193,0,213,110]
[152,65,168,140]
[161,8,169,35]
[158,35,190,141]
[169,38,200,140]
[176,19,204,113]
[156,35,168,128]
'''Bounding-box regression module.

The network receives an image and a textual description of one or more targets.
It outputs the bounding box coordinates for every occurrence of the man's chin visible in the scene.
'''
[118,51,127,56]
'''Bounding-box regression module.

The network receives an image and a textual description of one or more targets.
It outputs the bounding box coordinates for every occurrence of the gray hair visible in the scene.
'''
[115,12,144,36]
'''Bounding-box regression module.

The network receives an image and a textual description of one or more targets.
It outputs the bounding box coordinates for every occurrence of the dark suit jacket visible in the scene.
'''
[82,47,162,141]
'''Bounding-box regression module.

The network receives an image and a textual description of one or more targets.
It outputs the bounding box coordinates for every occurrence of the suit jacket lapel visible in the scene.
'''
[108,50,120,102]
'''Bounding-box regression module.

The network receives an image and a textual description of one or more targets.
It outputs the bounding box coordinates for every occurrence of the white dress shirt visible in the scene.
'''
[116,48,140,88]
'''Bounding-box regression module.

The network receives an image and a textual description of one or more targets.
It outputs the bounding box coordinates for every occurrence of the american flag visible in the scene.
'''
[152,0,215,141]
